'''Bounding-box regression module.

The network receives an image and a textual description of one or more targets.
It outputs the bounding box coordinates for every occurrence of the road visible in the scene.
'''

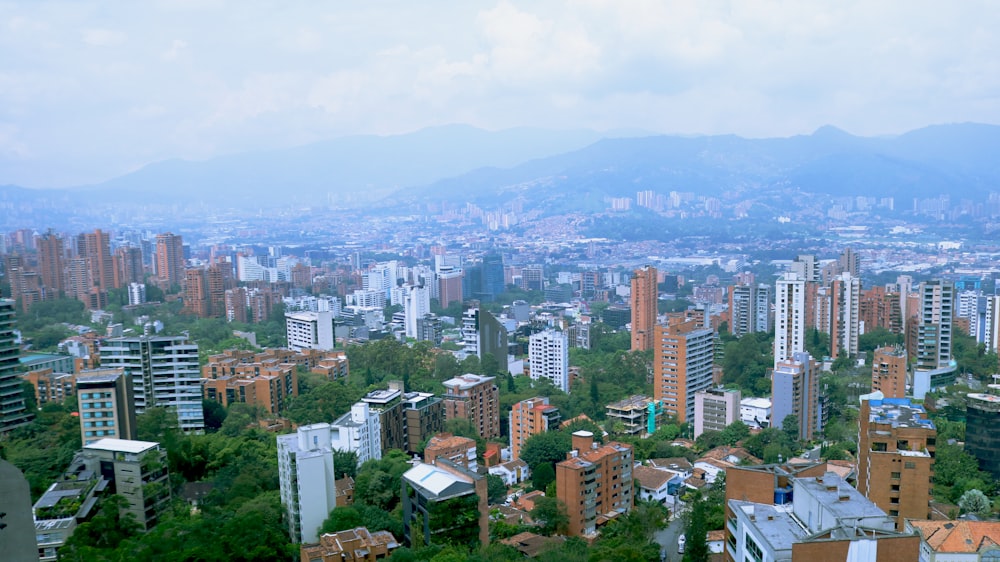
[654,504,687,562]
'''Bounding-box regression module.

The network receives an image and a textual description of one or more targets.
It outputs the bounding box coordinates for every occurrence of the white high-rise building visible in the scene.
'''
[403,284,431,340]
[830,272,860,359]
[285,310,334,351]
[982,295,1000,354]
[330,402,382,466]
[98,335,204,432]
[277,424,337,544]
[774,272,806,367]
[529,329,569,393]
[127,282,146,306]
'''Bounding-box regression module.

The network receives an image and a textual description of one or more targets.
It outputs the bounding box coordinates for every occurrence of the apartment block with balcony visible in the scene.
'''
[442,374,500,440]
[858,394,936,529]
[510,396,560,460]
[694,387,742,438]
[555,431,634,538]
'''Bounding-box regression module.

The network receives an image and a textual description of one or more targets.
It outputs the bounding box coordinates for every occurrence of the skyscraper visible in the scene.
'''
[460,307,508,374]
[99,335,204,432]
[154,232,185,288]
[630,265,658,351]
[528,329,569,393]
[871,346,907,399]
[403,284,431,340]
[113,245,144,288]
[774,273,806,367]
[653,318,714,423]
[442,374,500,440]
[0,299,32,433]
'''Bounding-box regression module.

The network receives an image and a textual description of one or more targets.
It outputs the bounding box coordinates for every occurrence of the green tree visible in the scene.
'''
[320,506,364,534]
[486,474,507,504]
[202,399,227,432]
[719,421,750,446]
[959,489,992,517]
[781,414,800,443]
[333,450,359,479]
[520,431,571,475]
[530,496,569,536]
[531,463,555,492]
[683,493,709,562]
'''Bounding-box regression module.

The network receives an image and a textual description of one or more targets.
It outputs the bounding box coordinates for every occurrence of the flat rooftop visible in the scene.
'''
[866,398,935,430]
[731,501,806,552]
[83,438,160,454]
[795,472,890,521]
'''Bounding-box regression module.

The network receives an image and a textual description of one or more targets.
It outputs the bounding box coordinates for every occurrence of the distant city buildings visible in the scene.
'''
[286,310,335,352]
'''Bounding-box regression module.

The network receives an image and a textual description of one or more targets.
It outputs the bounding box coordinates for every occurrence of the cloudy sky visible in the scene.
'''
[2,1,998,187]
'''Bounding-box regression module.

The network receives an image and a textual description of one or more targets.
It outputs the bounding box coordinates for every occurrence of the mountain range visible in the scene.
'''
[4,122,1000,215]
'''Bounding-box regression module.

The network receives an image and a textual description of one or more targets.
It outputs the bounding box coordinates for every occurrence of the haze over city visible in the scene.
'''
[3,3,1000,562]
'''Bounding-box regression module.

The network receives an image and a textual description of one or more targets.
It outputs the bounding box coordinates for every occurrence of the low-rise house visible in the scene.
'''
[489,459,530,487]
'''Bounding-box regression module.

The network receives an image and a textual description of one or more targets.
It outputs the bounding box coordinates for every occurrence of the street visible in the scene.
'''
[654,504,687,562]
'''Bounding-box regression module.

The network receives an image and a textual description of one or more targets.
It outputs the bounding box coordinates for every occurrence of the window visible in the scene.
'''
[872,442,887,452]
[905,462,916,469]
[890,472,901,479]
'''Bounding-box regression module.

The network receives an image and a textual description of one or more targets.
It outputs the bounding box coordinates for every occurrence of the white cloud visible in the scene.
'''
[0,1,998,186]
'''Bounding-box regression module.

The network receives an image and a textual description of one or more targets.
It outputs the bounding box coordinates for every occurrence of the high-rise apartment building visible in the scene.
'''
[829,272,860,359]
[774,272,806,366]
[0,299,32,432]
[114,245,144,288]
[693,387,741,438]
[871,346,907,399]
[858,395,936,529]
[771,352,821,441]
[438,269,463,309]
[361,385,406,453]
[442,374,500,440]
[182,268,210,317]
[860,285,903,334]
[653,318,714,423]
[331,402,382,467]
[278,424,338,544]
[99,335,204,432]
[509,397,560,461]
[154,232,185,288]
[286,310,335,352]
[982,295,1000,353]
[461,307,508,374]
[403,391,445,454]
[556,431,633,538]
[36,230,65,297]
[402,284,431,340]
[630,266,658,351]
[729,283,771,338]
[76,368,138,446]
[965,377,1000,481]
[912,280,956,399]
[528,329,569,392]
[76,229,114,291]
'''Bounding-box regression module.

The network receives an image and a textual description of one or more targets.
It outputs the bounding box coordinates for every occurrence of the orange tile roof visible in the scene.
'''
[633,465,673,490]
[910,520,1000,553]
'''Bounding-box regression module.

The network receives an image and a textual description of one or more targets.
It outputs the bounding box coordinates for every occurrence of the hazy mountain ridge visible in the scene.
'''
[400,123,1000,213]
[3,123,998,216]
